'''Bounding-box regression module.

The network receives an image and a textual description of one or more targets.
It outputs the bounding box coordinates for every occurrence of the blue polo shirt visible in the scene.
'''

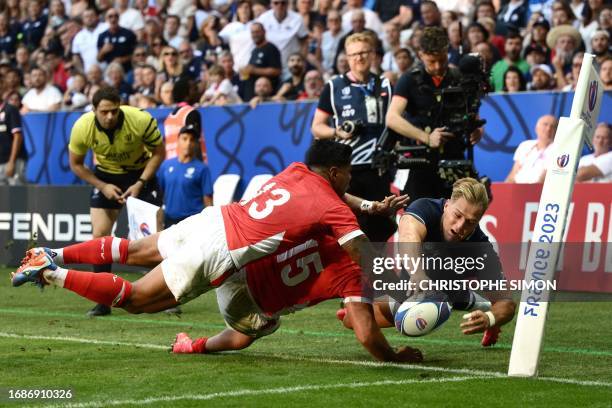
[185,56,203,80]
[97,27,136,71]
[157,158,213,220]
[22,15,47,50]
[0,27,18,56]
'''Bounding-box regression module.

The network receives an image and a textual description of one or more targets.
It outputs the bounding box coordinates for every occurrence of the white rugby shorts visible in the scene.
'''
[157,206,236,303]
[215,270,280,338]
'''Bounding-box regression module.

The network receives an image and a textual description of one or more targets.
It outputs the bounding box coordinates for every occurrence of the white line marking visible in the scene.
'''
[2,332,610,389]
[247,353,612,388]
[0,332,167,351]
[34,377,482,408]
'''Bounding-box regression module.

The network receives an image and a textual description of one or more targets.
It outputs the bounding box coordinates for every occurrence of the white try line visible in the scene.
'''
[2,332,610,389]
[34,376,482,408]
[238,352,612,388]
[0,332,168,351]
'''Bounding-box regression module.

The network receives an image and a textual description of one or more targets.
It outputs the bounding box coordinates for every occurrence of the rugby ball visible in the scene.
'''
[394,300,452,337]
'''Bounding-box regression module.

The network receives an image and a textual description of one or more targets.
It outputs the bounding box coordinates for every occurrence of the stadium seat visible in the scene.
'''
[213,174,241,205]
[241,174,273,202]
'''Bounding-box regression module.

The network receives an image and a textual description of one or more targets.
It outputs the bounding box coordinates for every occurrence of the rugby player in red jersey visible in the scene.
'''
[172,236,422,362]
[12,141,419,362]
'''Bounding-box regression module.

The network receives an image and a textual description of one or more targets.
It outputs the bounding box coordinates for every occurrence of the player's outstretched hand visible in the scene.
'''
[119,182,144,204]
[101,183,123,202]
[370,194,409,216]
[460,310,491,335]
[395,346,423,363]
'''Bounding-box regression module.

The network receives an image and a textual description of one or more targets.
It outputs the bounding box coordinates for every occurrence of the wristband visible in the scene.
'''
[360,200,373,213]
[485,311,496,327]
[137,178,147,186]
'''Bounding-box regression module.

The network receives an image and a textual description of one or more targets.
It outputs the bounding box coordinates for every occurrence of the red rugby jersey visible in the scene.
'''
[221,163,364,269]
[245,236,372,316]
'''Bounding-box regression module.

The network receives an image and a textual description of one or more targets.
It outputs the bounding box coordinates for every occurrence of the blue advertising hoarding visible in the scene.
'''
[21,91,611,189]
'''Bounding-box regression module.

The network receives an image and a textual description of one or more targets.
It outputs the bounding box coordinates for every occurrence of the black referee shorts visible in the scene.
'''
[90,167,162,209]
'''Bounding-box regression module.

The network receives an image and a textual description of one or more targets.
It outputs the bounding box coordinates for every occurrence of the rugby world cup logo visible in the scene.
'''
[140,223,151,236]
[588,80,598,112]
[557,154,570,168]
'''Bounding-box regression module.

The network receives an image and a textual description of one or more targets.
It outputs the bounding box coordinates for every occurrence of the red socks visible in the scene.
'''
[59,238,132,307]
[192,338,208,353]
[62,237,129,265]
[64,270,132,307]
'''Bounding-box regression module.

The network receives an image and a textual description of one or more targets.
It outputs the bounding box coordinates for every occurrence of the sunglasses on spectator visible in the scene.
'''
[347,50,372,59]
[134,52,146,57]
[107,14,118,19]
[164,51,178,56]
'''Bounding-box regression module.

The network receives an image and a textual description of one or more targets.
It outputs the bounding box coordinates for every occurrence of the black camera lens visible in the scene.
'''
[341,121,355,134]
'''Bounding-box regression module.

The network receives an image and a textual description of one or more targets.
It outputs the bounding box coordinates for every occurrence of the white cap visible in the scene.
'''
[530,64,553,77]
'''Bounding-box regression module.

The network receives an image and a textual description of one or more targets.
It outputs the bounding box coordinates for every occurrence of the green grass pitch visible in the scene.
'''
[1,268,611,407]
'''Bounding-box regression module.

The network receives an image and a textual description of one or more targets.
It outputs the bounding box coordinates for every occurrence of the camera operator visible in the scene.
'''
[311,32,396,242]
[386,27,484,201]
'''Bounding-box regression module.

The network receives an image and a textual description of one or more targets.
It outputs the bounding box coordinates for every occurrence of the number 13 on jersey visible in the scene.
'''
[245,182,291,220]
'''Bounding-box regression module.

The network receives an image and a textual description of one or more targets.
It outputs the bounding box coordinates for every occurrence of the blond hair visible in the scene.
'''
[450,177,489,211]
[208,64,224,77]
[345,32,375,50]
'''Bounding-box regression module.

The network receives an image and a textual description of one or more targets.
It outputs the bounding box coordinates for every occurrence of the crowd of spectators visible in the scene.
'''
[0,0,610,113]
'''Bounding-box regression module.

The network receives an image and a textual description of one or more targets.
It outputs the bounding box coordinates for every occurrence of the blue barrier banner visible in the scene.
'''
[201,103,316,194]
[22,91,610,187]
[22,110,87,185]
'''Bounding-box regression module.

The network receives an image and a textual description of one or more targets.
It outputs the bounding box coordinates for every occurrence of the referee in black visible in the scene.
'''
[68,87,165,316]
